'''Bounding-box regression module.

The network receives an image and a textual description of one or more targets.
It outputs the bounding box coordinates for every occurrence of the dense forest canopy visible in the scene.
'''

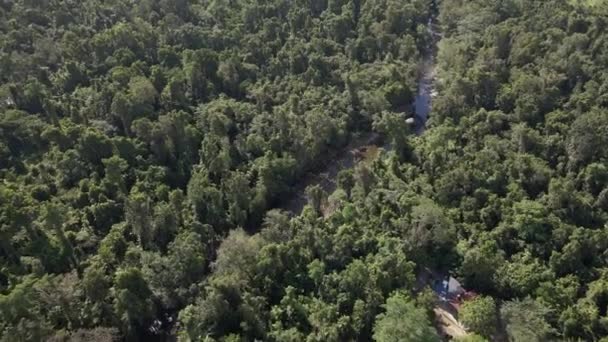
[1,0,608,341]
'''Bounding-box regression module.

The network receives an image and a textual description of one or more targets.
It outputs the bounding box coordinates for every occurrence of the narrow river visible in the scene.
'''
[279,17,437,215]
[414,18,436,135]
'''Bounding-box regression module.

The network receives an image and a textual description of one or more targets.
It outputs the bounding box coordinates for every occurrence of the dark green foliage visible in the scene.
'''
[2,0,608,341]
[500,298,553,342]
[0,0,432,340]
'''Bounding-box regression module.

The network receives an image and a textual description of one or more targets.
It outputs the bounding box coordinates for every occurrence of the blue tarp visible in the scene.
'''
[432,276,464,300]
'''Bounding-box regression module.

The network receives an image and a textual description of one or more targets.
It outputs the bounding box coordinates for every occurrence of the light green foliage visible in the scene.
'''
[454,334,489,342]
[459,296,497,338]
[372,292,440,342]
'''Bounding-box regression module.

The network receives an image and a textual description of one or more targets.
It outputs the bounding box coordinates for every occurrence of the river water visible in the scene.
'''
[414,15,438,134]
[414,54,435,134]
